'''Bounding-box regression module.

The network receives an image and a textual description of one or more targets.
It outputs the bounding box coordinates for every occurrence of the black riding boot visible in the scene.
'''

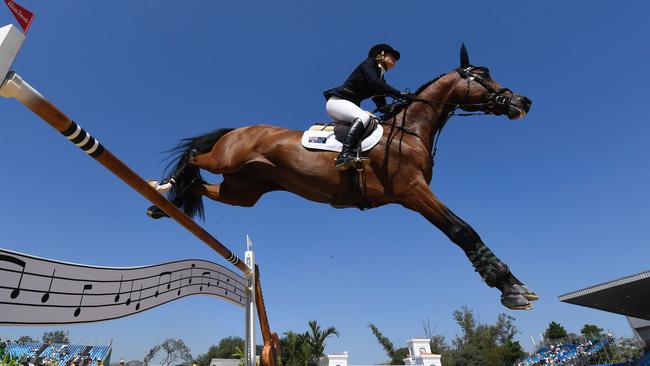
[335,118,367,170]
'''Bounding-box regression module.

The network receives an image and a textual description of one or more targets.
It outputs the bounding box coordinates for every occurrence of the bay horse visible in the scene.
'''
[150,45,536,310]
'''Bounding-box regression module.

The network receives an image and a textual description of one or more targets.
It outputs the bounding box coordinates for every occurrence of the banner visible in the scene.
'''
[0,248,247,325]
[3,0,34,33]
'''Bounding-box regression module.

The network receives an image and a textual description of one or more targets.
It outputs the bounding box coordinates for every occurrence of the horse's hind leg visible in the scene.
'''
[194,173,276,207]
[399,180,538,310]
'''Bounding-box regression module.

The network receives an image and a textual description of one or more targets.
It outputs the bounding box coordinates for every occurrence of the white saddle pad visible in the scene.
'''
[301,125,383,152]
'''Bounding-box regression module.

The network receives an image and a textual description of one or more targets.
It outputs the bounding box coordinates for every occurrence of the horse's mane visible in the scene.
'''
[381,73,447,120]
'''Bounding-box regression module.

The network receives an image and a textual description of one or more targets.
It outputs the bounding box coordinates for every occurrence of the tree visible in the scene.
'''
[543,321,568,342]
[17,336,35,344]
[581,324,603,340]
[306,320,339,359]
[143,339,192,366]
[195,337,264,366]
[368,323,409,365]
[231,346,245,366]
[144,345,161,366]
[42,330,69,344]
[280,331,311,366]
[420,307,525,366]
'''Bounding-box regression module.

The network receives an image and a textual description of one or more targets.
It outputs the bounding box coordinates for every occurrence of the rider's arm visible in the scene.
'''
[359,58,403,98]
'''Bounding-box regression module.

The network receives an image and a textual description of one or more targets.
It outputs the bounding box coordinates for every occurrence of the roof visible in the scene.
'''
[558,269,650,320]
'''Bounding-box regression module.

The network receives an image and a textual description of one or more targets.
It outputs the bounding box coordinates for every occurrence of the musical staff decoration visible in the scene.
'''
[0,248,246,325]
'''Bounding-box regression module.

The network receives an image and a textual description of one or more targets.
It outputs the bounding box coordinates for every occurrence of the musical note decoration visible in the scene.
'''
[41,268,56,303]
[0,248,246,325]
[0,254,26,299]
[73,284,93,317]
[114,275,123,303]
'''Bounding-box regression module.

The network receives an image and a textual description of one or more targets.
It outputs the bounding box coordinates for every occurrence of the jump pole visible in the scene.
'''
[0,24,276,366]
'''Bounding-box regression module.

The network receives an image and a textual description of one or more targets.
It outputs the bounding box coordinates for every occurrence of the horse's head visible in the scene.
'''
[451,44,531,119]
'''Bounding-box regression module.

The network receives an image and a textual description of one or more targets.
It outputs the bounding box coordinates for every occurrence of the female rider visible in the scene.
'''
[323,43,412,170]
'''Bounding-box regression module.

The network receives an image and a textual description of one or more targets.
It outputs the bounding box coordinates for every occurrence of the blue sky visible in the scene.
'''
[1,0,649,363]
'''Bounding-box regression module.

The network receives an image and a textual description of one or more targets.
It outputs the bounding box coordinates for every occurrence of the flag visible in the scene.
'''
[3,0,35,33]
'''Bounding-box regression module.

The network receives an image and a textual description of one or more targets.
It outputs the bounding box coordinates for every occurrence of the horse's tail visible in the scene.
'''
[164,128,235,220]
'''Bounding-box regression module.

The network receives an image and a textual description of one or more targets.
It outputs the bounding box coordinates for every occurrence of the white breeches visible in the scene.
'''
[326,96,371,127]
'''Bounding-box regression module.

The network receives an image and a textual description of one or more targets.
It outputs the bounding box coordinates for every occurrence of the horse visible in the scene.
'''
[149,45,536,310]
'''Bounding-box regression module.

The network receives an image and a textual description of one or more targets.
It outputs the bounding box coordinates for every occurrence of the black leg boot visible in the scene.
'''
[335,118,367,170]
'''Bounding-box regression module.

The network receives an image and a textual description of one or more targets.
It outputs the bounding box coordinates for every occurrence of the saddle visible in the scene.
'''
[301,117,382,152]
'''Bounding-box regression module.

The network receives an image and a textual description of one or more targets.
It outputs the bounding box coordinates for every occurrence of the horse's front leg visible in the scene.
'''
[399,181,538,310]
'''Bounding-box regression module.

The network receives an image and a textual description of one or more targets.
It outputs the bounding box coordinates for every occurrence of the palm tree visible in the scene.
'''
[306,320,340,359]
[281,331,311,366]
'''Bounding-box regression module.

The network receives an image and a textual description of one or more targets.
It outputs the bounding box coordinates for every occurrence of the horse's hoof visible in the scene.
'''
[513,284,539,301]
[501,292,533,310]
[146,205,169,219]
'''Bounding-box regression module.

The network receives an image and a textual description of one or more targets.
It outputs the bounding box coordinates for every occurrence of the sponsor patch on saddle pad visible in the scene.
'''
[300,125,383,152]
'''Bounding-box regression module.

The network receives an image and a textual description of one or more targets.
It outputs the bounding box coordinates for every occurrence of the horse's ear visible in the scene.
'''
[460,43,470,68]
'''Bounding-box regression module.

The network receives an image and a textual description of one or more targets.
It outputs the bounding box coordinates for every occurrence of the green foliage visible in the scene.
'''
[368,323,407,364]
[42,330,69,344]
[306,320,339,358]
[231,346,245,366]
[1,352,21,366]
[423,307,525,366]
[279,321,339,366]
[580,324,603,340]
[195,336,245,366]
[143,339,192,366]
[280,331,311,366]
[543,321,568,341]
[195,337,264,366]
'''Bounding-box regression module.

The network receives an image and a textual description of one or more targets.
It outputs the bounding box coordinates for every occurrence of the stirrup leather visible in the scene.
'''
[467,243,509,287]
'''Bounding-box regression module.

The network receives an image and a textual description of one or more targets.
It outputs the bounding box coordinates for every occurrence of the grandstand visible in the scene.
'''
[517,336,613,365]
[2,339,112,366]
[558,269,650,365]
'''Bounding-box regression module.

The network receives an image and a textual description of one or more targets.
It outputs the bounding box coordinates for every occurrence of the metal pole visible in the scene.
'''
[245,235,256,366]
[0,72,251,275]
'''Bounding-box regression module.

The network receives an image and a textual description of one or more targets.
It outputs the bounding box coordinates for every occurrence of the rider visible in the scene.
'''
[324,43,412,170]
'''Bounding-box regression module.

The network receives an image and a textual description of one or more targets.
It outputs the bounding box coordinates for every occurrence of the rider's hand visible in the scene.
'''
[378,104,396,114]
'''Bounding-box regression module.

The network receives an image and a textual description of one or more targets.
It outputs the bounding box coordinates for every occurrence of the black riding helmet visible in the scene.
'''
[368,43,400,60]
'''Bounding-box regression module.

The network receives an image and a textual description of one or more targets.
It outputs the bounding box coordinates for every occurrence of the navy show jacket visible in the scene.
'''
[324,57,402,108]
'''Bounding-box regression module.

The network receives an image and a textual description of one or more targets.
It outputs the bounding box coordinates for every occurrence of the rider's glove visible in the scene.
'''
[378,104,396,114]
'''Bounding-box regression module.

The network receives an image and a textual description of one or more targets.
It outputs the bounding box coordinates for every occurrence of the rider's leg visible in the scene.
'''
[326,97,371,170]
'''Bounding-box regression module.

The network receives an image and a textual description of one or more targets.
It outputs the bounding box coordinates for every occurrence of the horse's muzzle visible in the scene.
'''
[507,94,532,120]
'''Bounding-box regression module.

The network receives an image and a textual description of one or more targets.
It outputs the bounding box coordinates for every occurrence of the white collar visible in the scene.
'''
[378,63,386,77]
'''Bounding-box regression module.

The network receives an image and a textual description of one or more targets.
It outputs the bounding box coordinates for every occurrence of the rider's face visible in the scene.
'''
[382,53,397,70]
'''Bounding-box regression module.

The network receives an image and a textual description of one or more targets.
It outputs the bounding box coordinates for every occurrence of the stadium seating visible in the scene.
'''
[3,340,112,366]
